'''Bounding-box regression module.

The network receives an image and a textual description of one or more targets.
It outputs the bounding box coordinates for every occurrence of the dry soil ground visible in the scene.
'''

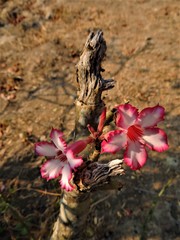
[0,0,179,239]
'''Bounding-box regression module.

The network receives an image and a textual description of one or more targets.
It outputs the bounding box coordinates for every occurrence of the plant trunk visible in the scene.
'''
[51,31,123,240]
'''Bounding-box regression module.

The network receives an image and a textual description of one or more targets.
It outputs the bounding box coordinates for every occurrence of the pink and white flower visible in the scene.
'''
[35,128,90,191]
[101,104,169,170]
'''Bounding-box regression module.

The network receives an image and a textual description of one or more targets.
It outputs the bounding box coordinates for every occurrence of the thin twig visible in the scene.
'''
[90,193,112,211]
[12,187,61,197]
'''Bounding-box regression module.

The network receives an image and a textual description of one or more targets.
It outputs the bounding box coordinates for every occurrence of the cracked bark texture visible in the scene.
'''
[75,30,114,136]
[51,31,124,240]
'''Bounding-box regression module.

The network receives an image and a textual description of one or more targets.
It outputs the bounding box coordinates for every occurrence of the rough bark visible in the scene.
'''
[51,31,124,240]
[75,30,114,136]
[51,160,124,240]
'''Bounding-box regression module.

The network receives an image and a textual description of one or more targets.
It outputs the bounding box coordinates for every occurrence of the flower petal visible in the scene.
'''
[60,164,74,191]
[142,128,169,152]
[138,105,165,128]
[101,130,127,154]
[66,150,83,170]
[116,104,139,129]
[67,138,90,155]
[50,128,67,152]
[41,159,64,180]
[87,124,96,136]
[35,142,58,157]
[97,108,106,133]
[124,141,147,170]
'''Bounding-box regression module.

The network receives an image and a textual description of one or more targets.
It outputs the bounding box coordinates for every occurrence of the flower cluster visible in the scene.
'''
[35,104,169,191]
[35,129,91,191]
[102,104,168,170]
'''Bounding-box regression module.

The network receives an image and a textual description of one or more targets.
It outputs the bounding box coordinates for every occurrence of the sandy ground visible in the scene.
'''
[0,0,179,239]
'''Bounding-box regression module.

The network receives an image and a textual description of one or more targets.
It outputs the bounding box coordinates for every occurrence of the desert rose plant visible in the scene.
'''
[35,129,92,191]
[35,104,168,191]
[35,31,169,240]
[102,104,168,170]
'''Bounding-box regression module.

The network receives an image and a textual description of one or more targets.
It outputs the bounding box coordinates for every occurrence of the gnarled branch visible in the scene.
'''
[75,31,114,135]
[51,31,123,240]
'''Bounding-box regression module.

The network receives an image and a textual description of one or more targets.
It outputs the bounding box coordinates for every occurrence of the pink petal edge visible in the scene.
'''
[67,138,90,155]
[116,103,139,129]
[60,165,74,191]
[50,128,67,152]
[40,159,64,180]
[142,128,169,152]
[35,142,58,157]
[101,130,127,154]
[66,150,83,170]
[124,141,147,170]
[60,180,74,191]
[138,105,165,128]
